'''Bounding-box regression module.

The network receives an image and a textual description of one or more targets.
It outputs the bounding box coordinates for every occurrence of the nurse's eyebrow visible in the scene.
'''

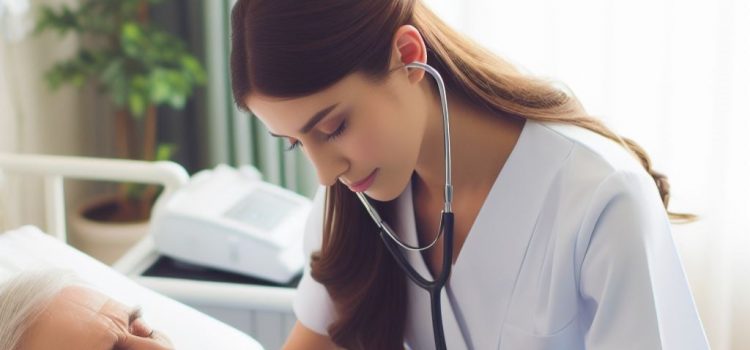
[268,103,339,138]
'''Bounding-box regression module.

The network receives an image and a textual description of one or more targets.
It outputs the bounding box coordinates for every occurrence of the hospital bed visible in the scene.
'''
[0,153,283,349]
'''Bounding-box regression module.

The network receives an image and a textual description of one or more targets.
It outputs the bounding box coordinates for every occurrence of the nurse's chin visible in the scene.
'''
[360,176,410,203]
[360,190,397,203]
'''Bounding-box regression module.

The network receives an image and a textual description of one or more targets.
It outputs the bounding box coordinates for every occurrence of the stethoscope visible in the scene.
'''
[355,61,454,350]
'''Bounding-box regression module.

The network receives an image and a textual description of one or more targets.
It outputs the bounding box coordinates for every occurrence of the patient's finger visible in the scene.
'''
[150,330,174,347]
[120,329,174,349]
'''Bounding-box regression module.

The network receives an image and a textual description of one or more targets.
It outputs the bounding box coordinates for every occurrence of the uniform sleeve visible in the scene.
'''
[578,171,709,349]
[292,185,337,336]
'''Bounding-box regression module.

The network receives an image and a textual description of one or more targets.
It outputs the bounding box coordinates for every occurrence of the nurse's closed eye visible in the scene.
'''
[285,118,348,152]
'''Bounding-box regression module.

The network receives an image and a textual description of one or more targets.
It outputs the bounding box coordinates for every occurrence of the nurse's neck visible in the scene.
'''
[412,88,525,208]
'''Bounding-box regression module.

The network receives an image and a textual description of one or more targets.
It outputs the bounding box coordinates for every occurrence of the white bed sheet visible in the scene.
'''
[0,226,264,350]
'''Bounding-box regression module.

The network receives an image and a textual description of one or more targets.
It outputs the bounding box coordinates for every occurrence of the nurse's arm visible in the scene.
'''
[282,320,341,350]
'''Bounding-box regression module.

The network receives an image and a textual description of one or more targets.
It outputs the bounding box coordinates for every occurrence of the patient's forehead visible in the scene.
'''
[19,286,130,350]
[58,285,110,314]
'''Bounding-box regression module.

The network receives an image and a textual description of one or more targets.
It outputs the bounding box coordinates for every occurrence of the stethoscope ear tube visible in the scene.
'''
[354,60,452,252]
[405,61,453,214]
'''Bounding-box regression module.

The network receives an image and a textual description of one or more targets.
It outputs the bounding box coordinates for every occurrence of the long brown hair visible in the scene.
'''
[230,0,697,348]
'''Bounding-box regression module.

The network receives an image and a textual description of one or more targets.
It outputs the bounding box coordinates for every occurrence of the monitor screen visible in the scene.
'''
[223,189,298,231]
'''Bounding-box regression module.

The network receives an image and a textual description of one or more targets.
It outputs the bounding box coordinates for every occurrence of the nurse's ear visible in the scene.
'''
[390,24,428,84]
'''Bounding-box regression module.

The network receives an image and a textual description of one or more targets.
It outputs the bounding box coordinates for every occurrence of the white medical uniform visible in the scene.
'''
[293,119,709,349]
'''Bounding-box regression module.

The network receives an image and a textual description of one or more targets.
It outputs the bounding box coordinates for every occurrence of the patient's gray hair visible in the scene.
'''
[0,269,79,350]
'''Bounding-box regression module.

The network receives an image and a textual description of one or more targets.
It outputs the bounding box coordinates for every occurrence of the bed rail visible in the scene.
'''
[0,154,189,242]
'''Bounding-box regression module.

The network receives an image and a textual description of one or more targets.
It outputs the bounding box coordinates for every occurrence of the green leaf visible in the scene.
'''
[131,75,148,90]
[180,55,206,85]
[124,182,146,200]
[148,69,171,103]
[101,61,119,83]
[36,0,208,118]
[168,94,186,109]
[44,67,64,90]
[110,82,128,106]
[155,143,177,161]
[128,92,146,117]
[121,22,142,57]
[44,59,89,90]
[34,5,80,36]
[170,70,188,93]
[72,74,86,87]
[150,79,172,103]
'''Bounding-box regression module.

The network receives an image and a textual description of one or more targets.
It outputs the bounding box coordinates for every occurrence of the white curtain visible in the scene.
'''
[425,0,749,348]
[0,0,93,232]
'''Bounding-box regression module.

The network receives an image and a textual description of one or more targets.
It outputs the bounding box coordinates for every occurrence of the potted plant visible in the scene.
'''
[35,0,206,264]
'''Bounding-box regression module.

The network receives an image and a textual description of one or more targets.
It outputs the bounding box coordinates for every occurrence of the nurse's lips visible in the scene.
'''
[347,169,378,192]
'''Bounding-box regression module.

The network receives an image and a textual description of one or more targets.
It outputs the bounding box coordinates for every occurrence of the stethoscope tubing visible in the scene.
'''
[354,61,454,350]
[379,212,454,350]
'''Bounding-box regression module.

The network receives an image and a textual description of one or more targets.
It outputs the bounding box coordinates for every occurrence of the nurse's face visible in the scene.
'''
[19,286,173,350]
[246,66,430,202]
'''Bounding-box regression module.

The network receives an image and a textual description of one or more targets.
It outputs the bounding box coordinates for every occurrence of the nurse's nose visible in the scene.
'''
[304,144,347,187]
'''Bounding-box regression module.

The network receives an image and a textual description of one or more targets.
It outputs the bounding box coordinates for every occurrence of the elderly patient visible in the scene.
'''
[0,269,173,350]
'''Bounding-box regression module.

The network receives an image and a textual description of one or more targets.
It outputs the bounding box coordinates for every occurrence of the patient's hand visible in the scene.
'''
[18,285,174,350]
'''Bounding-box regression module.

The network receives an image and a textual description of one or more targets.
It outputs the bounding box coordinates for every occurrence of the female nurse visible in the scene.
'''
[229,1,710,349]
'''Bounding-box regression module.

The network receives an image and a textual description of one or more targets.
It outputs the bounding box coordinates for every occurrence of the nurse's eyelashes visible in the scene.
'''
[284,119,349,152]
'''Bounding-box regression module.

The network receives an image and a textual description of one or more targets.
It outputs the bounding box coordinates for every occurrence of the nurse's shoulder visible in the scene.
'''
[538,120,660,208]
[537,120,667,244]
[540,120,649,179]
[539,119,674,264]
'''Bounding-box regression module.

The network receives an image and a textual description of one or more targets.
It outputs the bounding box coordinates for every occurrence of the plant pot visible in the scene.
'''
[69,194,150,265]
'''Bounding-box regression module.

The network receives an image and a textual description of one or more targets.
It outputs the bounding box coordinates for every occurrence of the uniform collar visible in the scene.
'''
[395,119,575,349]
